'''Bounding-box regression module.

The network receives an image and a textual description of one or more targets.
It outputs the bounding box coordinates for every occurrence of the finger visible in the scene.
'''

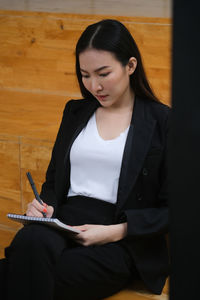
[73,231,85,240]
[26,211,35,217]
[72,226,87,231]
[75,238,91,247]
[31,200,48,217]
[73,224,92,231]
[32,198,45,210]
[45,205,54,218]
[26,206,44,217]
[27,203,44,216]
[73,236,86,245]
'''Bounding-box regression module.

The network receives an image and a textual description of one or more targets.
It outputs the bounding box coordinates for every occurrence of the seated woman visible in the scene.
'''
[1,19,170,300]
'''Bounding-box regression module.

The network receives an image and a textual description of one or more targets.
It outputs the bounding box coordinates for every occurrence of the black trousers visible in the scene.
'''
[2,196,139,300]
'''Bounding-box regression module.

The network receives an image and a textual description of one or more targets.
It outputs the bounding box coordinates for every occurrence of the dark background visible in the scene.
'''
[170,0,200,299]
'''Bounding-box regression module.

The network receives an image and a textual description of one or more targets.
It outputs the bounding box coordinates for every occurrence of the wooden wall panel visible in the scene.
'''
[20,138,53,212]
[0,134,21,227]
[0,13,80,95]
[0,89,70,140]
[0,11,171,104]
[0,136,54,257]
[124,22,171,104]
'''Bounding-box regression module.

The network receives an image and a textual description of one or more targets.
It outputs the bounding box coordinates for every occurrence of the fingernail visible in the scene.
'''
[43,208,47,213]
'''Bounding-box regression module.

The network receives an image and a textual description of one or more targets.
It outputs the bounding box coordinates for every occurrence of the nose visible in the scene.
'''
[90,78,103,93]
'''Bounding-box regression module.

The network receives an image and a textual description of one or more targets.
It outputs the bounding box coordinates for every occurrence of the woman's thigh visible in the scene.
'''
[5,225,135,299]
[54,242,134,300]
[5,224,73,261]
[5,224,75,300]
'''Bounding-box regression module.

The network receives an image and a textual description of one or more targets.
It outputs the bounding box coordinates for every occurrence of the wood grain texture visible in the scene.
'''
[0,0,171,18]
[0,10,171,105]
[0,134,22,226]
[0,89,70,140]
[20,138,53,212]
[105,290,168,300]
[105,278,169,299]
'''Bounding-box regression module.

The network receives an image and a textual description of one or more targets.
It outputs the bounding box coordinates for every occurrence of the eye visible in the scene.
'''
[99,72,110,77]
[81,74,90,78]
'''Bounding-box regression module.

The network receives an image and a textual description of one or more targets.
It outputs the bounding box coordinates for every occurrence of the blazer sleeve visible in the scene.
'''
[124,111,170,239]
[40,100,73,215]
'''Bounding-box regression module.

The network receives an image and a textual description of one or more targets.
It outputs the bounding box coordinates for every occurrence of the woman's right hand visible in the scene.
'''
[26,199,54,218]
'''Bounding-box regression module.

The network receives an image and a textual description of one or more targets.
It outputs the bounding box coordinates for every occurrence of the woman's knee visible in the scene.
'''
[9,224,49,248]
[6,224,64,260]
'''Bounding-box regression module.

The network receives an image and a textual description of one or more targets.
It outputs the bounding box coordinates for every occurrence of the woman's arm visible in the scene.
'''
[40,100,74,215]
[72,223,127,246]
[123,111,170,239]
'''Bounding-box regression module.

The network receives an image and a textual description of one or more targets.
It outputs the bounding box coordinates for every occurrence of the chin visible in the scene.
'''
[100,102,113,108]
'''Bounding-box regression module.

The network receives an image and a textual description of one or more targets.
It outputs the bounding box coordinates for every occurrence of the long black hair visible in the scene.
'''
[75,19,159,102]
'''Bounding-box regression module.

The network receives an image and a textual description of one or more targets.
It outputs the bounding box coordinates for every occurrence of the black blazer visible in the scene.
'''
[40,97,170,294]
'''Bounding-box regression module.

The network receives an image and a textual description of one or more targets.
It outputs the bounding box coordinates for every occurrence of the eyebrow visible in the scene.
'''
[80,66,110,73]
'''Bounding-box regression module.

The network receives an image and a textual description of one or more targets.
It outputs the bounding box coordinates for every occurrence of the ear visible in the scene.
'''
[127,57,137,75]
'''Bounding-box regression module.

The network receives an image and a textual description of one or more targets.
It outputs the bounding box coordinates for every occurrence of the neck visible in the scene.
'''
[104,89,135,114]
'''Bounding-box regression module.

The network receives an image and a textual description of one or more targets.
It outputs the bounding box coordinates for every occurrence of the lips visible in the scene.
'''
[96,95,108,101]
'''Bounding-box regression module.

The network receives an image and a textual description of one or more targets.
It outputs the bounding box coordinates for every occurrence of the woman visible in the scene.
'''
[2,19,170,299]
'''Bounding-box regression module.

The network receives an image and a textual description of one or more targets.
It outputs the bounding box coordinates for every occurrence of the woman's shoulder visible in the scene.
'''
[142,98,171,122]
[147,98,170,111]
[64,98,89,110]
[63,98,99,114]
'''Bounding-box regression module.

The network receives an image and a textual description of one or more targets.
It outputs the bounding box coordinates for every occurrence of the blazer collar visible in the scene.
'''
[116,97,157,212]
[70,98,100,124]
[64,99,99,166]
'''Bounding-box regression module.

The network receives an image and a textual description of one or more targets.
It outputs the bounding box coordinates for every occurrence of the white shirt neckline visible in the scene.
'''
[94,113,129,142]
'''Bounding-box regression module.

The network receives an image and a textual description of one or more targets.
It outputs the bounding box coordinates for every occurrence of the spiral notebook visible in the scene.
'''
[7,213,81,234]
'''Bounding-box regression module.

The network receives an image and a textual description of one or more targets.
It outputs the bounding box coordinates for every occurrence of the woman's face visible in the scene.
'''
[79,48,136,109]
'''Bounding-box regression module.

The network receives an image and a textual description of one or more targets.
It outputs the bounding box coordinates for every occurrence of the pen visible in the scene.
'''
[26,172,47,218]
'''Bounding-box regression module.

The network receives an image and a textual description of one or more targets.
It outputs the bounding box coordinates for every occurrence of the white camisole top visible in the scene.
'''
[67,113,129,204]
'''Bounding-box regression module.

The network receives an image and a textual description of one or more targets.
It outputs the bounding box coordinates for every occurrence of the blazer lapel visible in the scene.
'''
[64,99,100,166]
[116,97,157,212]
[61,99,100,198]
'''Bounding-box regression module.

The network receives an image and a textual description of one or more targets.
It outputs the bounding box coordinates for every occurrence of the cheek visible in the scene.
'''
[104,75,120,90]
[107,74,127,93]
[82,78,90,91]
[108,70,126,86]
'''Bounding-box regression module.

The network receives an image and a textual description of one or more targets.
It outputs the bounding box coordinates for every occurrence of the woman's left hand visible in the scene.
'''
[72,223,127,246]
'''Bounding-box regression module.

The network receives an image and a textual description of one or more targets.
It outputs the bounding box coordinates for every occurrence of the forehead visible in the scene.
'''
[79,48,119,70]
